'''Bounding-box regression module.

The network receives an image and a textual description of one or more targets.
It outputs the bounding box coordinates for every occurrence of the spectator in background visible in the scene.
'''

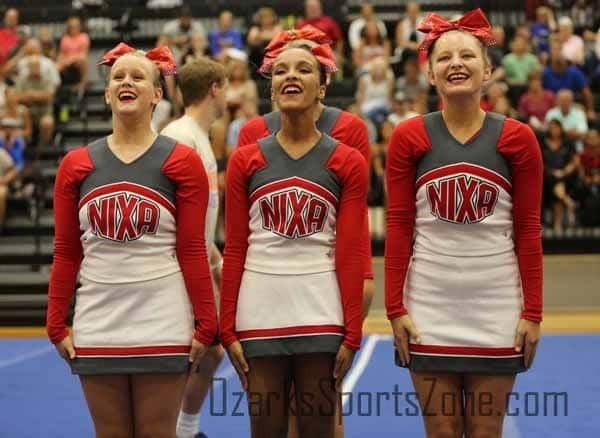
[352,21,391,75]
[2,38,61,88]
[246,7,282,71]
[557,16,585,66]
[224,59,257,120]
[14,56,56,156]
[296,0,344,71]
[348,3,387,51]
[0,145,17,232]
[543,40,596,120]
[0,8,19,67]
[502,35,540,86]
[394,2,424,59]
[531,6,556,61]
[181,31,210,65]
[209,10,243,59]
[356,56,394,127]
[395,57,428,102]
[0,116,25,173]
[519,70,556,130]
[226,98,257,153]
[570,0,595,35]
[38,27,57,60]
[545,89,589,146]
[161,5,206,52]
[0,86,32,143]
[579,128,600,226]
[387,91,417,126]
[57,16,90,90]
[541,119,580,232]
[487,25,507,82]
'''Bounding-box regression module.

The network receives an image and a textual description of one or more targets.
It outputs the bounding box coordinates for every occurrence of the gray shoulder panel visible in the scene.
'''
[417,111,510,182]
[249,133,341,199]
[316,107,342,135]
[80,135,177,204]
[264,111,281,134]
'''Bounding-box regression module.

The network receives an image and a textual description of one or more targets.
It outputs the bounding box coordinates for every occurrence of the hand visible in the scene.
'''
[587,110,597,121]
[54,335,76,362]
[333,345,356,392]
[552,169,564,179]
[189,338,209,372]
[514,319,541,368]
[226,341,249,390]
[391,314,421,367]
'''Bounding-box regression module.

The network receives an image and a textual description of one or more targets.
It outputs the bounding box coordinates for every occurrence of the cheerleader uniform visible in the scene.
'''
[46,135,218,374]
[220,134,368,357]
[237,106,374,281]
[385,112,543,373]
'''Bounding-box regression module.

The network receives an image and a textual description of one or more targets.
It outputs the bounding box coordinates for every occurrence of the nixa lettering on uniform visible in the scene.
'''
[88,193,160,241]
[259,189,329,239]
[426,174,499,224]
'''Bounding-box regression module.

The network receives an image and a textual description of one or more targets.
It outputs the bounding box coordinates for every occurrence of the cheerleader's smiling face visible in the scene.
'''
[427,30,491,99]
[271,48,326,113]
[105,54,162,117]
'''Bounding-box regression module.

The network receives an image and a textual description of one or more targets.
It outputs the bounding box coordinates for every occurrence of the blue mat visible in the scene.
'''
[0,335,598,437]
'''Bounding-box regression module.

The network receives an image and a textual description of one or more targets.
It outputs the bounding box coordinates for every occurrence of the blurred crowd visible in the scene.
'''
[1,0,600,235]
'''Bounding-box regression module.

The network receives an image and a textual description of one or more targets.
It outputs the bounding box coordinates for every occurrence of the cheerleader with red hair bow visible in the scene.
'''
[221,34,368,437]
[238,25,375,328]
[385,9,542,436]
[47,43,217,437]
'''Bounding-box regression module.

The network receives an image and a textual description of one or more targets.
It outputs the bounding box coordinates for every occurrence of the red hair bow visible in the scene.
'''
[264,25,332,53]
[259,27,338,75]
[99,42,177,76]
[417,8,496,52]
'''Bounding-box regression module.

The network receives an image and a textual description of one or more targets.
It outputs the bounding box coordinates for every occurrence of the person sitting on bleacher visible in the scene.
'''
[545,89,589,149]
[557,16,585,67]
[0,140,17,233]
[57,15,90,91]
[502,35,540,87]
[579,128,600,226]
[1,38,61,89]
[0,8,19,69]
[518,70,556,131]
[348,2,387,52]
[209,10,244,61]
[0,86,31,143]
[162,5,206,54]
[14,56,56,158]
[0,116,25,174]
[543,39,596,121]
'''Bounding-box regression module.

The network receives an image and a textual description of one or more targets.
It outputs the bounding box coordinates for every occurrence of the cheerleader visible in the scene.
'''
[220,41,368,437]
[46,43,217,437]
[385,10,543,437]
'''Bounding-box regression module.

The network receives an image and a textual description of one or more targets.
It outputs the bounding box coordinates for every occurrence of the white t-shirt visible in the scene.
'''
[161,115,218,250]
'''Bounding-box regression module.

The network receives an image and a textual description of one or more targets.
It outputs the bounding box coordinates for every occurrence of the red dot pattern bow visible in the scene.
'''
[417,8,496,52]
[99,42,177,76]
[259,26,338,75]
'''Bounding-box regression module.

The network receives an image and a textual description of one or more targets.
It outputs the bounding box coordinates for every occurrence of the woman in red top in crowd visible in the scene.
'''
[220,39,368,437]
[385,10,543,437]
[46,44,217,437]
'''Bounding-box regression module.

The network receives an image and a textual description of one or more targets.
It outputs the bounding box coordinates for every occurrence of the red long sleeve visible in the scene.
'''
[384,125,418,321]
[219,149,251,347]
[236,116,267,148]
[46,149,92,344]
[499,121,544,322]
[163,146,218,344]
[329,147,369,350]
